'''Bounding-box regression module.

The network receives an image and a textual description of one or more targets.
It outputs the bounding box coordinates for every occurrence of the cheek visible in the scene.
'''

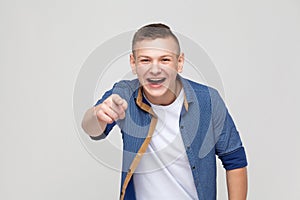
[136,66,152,76]
[165,66,179,76]
[135,69,148,81]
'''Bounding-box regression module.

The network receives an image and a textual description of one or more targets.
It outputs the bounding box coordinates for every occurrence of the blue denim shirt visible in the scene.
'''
[92,76,247,200]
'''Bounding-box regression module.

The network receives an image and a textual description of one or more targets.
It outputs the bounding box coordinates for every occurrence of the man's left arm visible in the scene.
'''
[210,88,248,199]
[226,167,248,200]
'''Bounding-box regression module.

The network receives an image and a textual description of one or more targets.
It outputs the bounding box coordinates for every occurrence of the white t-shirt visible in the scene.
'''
[133,89,199,200]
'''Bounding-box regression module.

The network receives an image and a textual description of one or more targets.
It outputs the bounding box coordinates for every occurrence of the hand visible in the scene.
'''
[95,94,128,124]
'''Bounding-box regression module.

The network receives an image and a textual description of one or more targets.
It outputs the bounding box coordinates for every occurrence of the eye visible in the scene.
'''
[140,59,150,63]
[161,58,171,63]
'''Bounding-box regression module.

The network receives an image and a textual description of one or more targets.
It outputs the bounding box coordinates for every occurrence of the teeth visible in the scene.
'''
[150,79,162,81]
[147,78,166,84]
[148,78,164,81]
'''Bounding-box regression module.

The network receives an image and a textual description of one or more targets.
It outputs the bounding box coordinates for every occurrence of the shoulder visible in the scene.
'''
[181,77,219,98]
[112,79,139,100]
[184,78,210,91]
[112,79,139,90]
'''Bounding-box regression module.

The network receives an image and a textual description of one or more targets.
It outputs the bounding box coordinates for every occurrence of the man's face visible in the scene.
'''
[130,37,184,105]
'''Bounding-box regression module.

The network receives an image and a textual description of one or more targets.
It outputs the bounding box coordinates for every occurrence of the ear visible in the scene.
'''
[177,53,184,73]
[130,53,137,74]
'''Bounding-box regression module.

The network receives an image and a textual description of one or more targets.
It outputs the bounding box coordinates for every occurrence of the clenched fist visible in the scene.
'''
[82,94,128,137]
[95,94,128,124]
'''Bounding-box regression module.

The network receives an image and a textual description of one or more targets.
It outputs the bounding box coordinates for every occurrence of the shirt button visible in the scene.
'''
[192,166,196,170]
[180,125,184,129]
[187,146,190,150]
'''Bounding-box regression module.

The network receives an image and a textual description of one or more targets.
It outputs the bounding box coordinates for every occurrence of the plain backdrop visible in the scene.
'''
[1,0,300,199]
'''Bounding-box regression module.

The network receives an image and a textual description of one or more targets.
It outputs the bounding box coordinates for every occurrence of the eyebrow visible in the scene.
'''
[137,55,173,59]
[137,55,150,59]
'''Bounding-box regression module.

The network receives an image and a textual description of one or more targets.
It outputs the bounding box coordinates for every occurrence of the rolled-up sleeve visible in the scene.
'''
[210,88,248,170]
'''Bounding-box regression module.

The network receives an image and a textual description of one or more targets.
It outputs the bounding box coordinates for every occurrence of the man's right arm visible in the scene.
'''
[81,94,128,138]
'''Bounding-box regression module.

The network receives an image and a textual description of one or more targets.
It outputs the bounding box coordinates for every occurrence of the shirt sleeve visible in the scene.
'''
[210,88,248,170]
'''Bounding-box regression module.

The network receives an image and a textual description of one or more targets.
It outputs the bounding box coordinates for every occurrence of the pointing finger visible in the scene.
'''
[111,94,124,106]
[121,99,128,110]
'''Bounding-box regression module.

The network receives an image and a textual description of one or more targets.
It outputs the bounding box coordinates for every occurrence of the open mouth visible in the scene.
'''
[146,78,166,84]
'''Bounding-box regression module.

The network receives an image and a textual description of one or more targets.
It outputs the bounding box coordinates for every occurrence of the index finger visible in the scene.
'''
[111,94,124,106]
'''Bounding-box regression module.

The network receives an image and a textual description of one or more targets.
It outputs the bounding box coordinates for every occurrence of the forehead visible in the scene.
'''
[134,37,179,56]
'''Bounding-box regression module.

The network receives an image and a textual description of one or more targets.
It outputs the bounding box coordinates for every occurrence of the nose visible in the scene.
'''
[149,61,161,75]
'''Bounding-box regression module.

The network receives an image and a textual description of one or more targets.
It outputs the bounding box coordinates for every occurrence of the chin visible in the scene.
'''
[144,84,170,97]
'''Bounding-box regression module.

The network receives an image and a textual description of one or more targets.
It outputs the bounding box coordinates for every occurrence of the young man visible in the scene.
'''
[82,23,248,200]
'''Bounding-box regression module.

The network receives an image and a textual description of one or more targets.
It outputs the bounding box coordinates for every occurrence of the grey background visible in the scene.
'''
[1,0,300,199]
